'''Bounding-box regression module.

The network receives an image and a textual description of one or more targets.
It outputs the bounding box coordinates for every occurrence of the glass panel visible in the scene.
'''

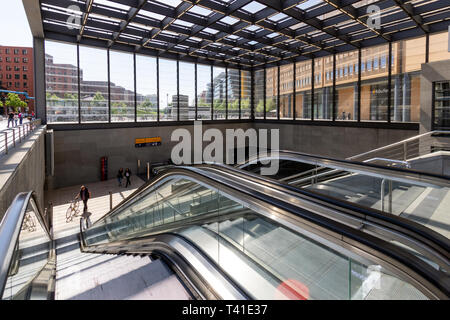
[79,46,108,123]
[434,81,450,130]
[45,41,78,123]
[266,66,278,119]
[136,55,157,122]
[2,200,51,300]
[159,58,177,121]
[110,51,134,122]
[336,51,359,121]
[391,37,425,123]
[179,62,195,121]
[361,44,389,121]
[227,68,240,119]
[241,70,251,119]
[197,64,212,120]
[280,63,293,120]
[254,69,265,119]
[429,31,450,63]
[314,56,332,120]
[83,175,429,300]
[295,61,312,120]
[213,66,226,120]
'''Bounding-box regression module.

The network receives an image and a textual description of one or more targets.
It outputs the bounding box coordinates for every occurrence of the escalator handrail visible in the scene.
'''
[85,166,449,299]
[202,163,450,261]
[240,150,450,187]
[0,191,52,298]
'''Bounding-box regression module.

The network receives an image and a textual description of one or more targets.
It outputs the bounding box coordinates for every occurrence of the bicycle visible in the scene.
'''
[66,198,81,223]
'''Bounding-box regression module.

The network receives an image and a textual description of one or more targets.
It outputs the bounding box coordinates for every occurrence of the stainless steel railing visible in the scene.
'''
[0,119,42,156]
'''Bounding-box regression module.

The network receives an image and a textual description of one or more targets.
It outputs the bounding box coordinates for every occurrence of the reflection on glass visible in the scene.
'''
[266,66,278,119]
[110,51,135,122]
[295,61,312,119]
[2,200,51,300]
[241,70,251,119]
[227,68,240,119]
[197,65,212,120]
[279,64,293,119]
[80,46,108,123]
[136,55,157,122]
[336,51,359,121]
[314,56,332,120]
[254,70,265,119]
[159,58,177,121]
[179,62,196,120]
[83,176,428,300]
[45,41,79,123]
[213,66,226,120]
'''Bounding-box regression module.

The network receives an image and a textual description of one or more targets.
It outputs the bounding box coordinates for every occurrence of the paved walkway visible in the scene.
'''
[0,118,30,131]
[45,175,146,238]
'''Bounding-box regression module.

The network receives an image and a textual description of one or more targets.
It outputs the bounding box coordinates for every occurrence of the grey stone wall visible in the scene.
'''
[0,127,46,220]
[254,123,418,159]
[51,122,253,188]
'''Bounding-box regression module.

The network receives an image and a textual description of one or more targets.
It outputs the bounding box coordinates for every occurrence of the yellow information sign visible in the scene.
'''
[135,137,162,147]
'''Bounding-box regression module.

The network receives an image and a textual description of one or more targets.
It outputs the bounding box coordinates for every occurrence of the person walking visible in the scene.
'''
[18,111,23,125]
[13,112,18,127]
[75,185,91,213]
[7,111,14,128]
[125,168,132,188]
[31,111,35,120]
[117,168,124,187]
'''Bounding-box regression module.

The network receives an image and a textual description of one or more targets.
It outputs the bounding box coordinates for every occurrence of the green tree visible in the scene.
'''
[5,93,27,112]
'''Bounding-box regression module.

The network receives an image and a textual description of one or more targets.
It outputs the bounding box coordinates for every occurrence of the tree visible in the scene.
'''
[5,93,27,112]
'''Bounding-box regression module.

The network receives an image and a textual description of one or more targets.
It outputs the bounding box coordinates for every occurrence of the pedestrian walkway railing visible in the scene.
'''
[0,119,41,156]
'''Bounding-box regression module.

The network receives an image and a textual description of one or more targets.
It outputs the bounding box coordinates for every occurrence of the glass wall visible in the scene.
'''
[266,66,278,119]
[391,36,425,123]
[279,64,293,119]
[213,66,226,120]
[360,44,389,121]
[433,81,450,130]
[336,50,359,121]
[227,68,240,119]
[79,46,108,122]
[241,70,251,119]
[45,41,78,123]
[136,55,157,122]
[429,31,450,62]
[314,56,332,120]
[254,69,265,119]
[159,58,177,121]
[110,51,134,122]
[179,62,196,120]
[197,64,212,120]
[295,60,311,120]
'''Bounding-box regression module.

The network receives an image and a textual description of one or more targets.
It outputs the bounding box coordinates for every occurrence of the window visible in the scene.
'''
[314,56,332,120]
[15,74,20,80]
[429,31,450,62]
[158,58,178,121]
[15,82,20,88]
[380,55,386,68]
[266,66,278,119]
[14,49,19,54]
[179,61,195,121]
[14,57,20,63]
[336,49,359,121]
[367,59,372,71]
[6,66,11,71]
[433,81,450,129]
[241,70,251,119]
[6,49,10,54]
[23,66,28,71]
[374,57,379,69]
[279,63,293,119]
[227,68,239,119]
[23,74,27,80]
[295,60,311,120]
[23,58,28,63]
[79,45,108,123]
[23,82,27,88]
[6,57,11,62]
[136,55,157,122]
[254,69,265,119]
[6,74,11,79]
[110,50,135,122]
[213,66,226,120]
[22,49,28,55]
[14,66,20,71]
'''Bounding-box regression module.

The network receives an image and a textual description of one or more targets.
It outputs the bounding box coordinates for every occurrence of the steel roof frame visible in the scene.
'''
[38,0,450,69]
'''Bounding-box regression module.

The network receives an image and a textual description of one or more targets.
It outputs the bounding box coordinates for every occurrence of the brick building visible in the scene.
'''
[0,45,34,114]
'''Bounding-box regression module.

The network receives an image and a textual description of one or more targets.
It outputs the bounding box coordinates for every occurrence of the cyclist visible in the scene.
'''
[75,185,91,213]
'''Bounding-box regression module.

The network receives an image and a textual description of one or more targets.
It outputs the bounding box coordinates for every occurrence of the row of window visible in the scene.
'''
[0,81,28,88]
[0,48,28,55]
[0,74,28,80]
[0,65,28,71]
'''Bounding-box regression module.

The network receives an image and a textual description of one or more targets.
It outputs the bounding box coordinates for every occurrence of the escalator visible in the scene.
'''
[1,165,449,300]
[239,150,450,240]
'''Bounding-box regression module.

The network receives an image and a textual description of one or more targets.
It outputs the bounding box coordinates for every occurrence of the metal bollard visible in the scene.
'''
[12,129,15,148]
[109,191,113,210]
[147,162,150,181]
[18,126,21,143]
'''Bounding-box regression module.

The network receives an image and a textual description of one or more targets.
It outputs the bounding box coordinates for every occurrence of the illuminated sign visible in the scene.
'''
[135,137,162,148]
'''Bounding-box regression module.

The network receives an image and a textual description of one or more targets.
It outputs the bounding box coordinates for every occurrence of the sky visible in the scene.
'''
[0,0,33,47]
